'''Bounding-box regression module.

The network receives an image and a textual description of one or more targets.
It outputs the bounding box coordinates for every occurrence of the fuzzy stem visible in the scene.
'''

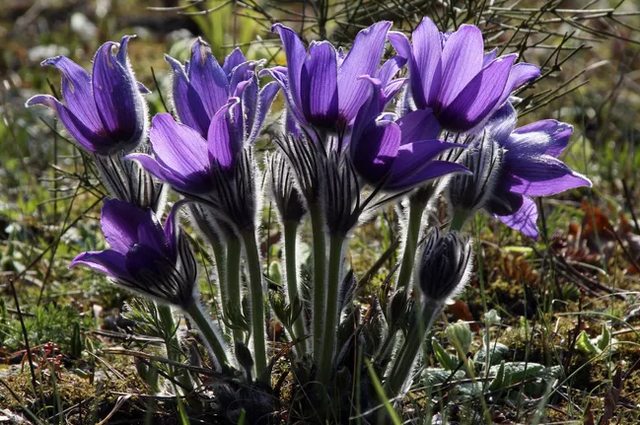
[383,301,441,398]
[283,220,307,356]
[226,235,245,345]
[318,234,346,385]
[309,202,327,362]
[396,199,426,292]
[449,209,471,233]
[185,302,229,370]
[158,305,193,392]
[240,228,268,384]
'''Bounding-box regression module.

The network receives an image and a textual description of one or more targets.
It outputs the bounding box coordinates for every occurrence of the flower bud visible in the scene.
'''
[417,228,473,304]
[268,151,306,224]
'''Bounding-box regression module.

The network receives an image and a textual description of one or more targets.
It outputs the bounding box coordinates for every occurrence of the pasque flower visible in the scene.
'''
[455,103,592,239]
[26,35,148,155]
[166,39,278,138]
[70,199,196,308]
[388,17,540,133]
[266,21,406,131]
[348,77,469,191]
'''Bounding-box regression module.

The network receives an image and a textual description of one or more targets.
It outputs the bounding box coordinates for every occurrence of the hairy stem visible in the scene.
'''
[240,228,268,384]
[309,202,327,361]
[318,234,346,385]
[283,220,307,356]
[383,302,441,398]
[226,235,245,345]
[396,199,426,292]
[185,302,229,370]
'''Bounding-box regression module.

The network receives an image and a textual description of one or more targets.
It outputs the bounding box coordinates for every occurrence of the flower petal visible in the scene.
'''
[223,47,248,76]
[301,41,339,126]
[388,140,466,186]
[398,109,440,146]
[247,81,280,144]
[165,54,210,136]
[438,54,517,132]
[188,38,229,118]
[207,99,241,169]
[511,119,572,157]
[496,195,539,239]
[70,250,129,279]
[273,24,307,120]
[26,94,114,154]
[42,56,103,133]
[411,17,443,107]
[497,62,540,106]
[126,153,209,193]
[338,21,392,122]
[505,155,592,196]
[92,40,141,143]
[486,102,518,142]
[351,119,400,184]
[438,24,484,108]
[100,198,151,254]
[386,160,469,190]
[137,210,170,258]
[377,55,406,86]
[262,66,307,126]
[147,113,212,192]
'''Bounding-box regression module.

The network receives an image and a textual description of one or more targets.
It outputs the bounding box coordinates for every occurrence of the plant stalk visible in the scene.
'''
[185,302,229,370]
[226,235,245,345]
[240,228,268,383]
[396,199,426,292]
[318,234,346,384]
[283,220,307,356]
[383,301,441,398]
[309,202,327,361]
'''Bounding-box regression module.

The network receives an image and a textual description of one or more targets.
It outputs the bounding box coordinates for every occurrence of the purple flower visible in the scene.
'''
[389,18,540,133]
[70,199,197,308]
[265,22,405,131]
[26,35,148,155]
[166,39,278,139]
[483,104,591,239]
[348,77,469,191]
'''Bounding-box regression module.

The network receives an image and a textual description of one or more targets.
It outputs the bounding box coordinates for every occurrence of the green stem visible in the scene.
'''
[283,220,307,356]
[240,228,268,383]
[449,209,471,233]
[226,236,245,345]
[396,199,426,291]
[383,302,441,398]
[318,234,346,384]
[309,202,327,361]
[185,302,229,370]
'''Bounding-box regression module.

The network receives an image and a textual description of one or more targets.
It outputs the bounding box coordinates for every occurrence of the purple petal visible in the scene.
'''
[165,54,210,136]
[100,198,151,254]
[351,119,401,184]
[498,62,540,105]
[116,35,135,66]
[438,24,484,108]
[92,40,141,143]
[70,250,129,279]
[188,38,229,118]
[302,41,339,126]
[137,81,151,94]
[26,95,114,154]
[238,77,258,141]
[412,17,443,108]
[438,54,517,132]
[223,47,248,76]
[397,109,440,146]
[229,61,258,98]
[382,78,407,105]
[388,140,466,186]
[126,153,209,193]
[505,155,592,196]
[207,99,241,169]
[148,113,212,188]
[388,31,411,60]
[248,81,280,144]
[496,196,539,239]
[386,160,470,190]
[378,55,406,86]
[137,210,170,257]
[163,202,183,256]
[338,21,392,122]
[486,102,518,142]
[273,24,307,121]
[511,120,572,157]
[483,48,498,66]
[262,66,307,126]
[42,56,104,133]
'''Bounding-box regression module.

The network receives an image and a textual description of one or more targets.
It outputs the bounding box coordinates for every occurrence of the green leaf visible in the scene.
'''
[597,325,611,351]
[576,330,600,355]
[432,338,458,370]
[488,360,506,391]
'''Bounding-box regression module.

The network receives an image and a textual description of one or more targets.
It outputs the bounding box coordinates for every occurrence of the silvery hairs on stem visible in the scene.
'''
[268,150,307,225]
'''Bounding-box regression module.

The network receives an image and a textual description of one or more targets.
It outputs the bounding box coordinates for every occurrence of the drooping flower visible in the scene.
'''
[417,228,473,304]
[389,18,540,133]
[347,77,470,191]
[26,35,148,155]
[166,39,278,139]
[451,103,592,239]
[265,21,405,132]
[70,199,197,309]
[126,97,263,231]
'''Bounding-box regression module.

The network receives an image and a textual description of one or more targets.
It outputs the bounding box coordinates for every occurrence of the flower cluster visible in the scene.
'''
[27,16,591,421]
